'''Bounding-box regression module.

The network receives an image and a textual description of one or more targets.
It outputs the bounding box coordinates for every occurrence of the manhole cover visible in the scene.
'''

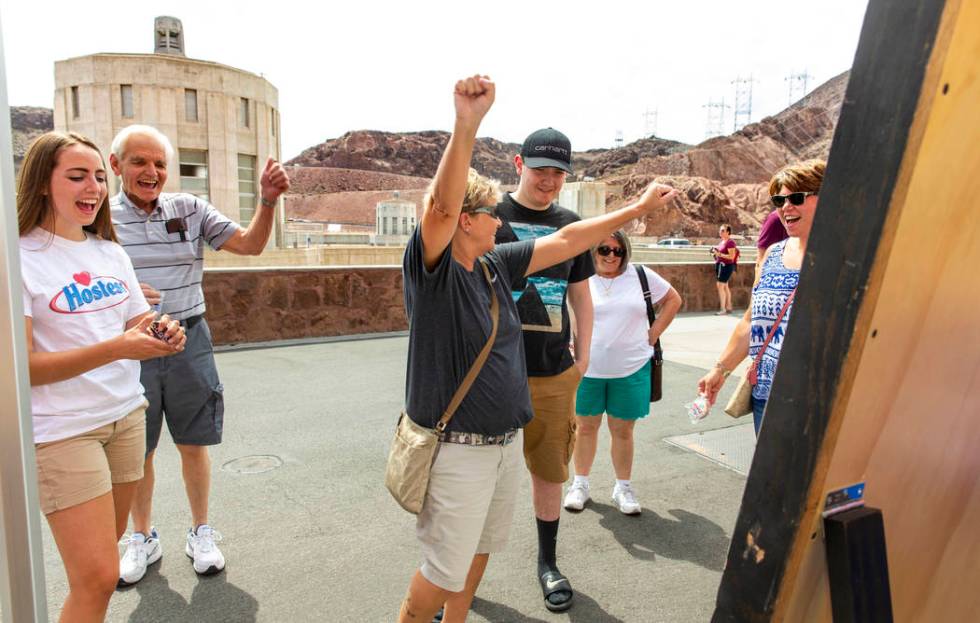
[221,455,283,474]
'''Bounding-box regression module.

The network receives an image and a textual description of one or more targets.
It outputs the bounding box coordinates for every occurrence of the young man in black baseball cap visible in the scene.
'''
[494,128,593,613]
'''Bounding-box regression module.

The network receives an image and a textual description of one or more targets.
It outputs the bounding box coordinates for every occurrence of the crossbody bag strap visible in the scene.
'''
[435,258,499,433]
[635,265,663,360]
[748,287,797,384]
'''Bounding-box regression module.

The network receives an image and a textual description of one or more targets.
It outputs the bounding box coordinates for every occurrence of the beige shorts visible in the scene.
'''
[35,405,147,515]
[524,365,582,483]
[417,430,524,592]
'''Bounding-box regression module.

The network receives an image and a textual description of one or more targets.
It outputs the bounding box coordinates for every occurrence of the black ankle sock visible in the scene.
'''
[536,517,560,572]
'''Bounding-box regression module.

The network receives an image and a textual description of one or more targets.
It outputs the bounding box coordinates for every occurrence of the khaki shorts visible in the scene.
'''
[524,365,582,483]
[417,431,524,592]
[35,406,146,515]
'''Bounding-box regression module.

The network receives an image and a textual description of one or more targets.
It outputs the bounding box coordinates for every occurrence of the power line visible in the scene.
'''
[642,107,658,138]
[732,75,754,131]
[785,69,814,105]
[703,98,729,139]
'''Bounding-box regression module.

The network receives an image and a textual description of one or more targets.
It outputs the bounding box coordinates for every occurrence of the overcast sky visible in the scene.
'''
[1,1,868,160]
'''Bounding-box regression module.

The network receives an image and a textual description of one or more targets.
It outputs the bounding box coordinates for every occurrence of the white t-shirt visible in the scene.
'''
[585,263,672,378]
[20,229,150,443]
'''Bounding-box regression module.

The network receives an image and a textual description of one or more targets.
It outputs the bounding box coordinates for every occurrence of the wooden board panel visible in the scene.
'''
[711,0,963,619]
[782,0,980,617]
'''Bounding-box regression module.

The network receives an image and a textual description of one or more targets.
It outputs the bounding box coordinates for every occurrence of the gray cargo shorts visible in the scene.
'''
[140,316,224,453]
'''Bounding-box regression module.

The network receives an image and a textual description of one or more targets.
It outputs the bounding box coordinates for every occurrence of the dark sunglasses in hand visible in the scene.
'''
[596,245,626,258]
[770,191,817,208]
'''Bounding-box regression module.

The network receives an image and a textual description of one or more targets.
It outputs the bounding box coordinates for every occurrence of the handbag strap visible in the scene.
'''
[435,258,499,433]
[749,288,797,382]
[634,265,663,360]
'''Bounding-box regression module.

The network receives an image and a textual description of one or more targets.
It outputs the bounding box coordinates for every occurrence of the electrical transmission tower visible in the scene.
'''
[703,98,729,139]
[642,108,658,138]
[785,70,814,105]
[732,75,753,131]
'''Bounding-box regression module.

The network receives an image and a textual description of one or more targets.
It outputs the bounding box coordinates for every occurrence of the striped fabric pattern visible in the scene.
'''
[111,192,240,320]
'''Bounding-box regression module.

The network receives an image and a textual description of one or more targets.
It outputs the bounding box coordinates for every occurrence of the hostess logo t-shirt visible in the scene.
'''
[20,229,151,443]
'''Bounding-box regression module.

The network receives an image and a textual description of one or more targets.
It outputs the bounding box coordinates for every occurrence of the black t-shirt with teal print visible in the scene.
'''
[494,193,595,376]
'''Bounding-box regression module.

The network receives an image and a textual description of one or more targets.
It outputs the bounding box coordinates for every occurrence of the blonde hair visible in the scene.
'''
[768,159,826,196]
[17,132,116,241]
[423,168,501,215]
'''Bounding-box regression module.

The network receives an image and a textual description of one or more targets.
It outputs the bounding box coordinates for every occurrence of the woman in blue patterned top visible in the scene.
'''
[698,160,825,434]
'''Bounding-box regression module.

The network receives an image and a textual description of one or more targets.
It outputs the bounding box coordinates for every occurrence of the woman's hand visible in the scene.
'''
[454,75,495,128]
[697,367,728,406]
[117,315,184,360]
[636,182,679,213]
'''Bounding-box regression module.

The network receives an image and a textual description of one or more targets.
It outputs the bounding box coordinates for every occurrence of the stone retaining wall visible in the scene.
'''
[202,263,755,346]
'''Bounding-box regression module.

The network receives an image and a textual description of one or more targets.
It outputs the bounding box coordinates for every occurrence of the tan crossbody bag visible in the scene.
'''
[384,259,499,514]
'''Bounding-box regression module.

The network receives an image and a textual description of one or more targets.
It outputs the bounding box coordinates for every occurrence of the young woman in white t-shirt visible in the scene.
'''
[563,230,682,515]
[18,132,186,622]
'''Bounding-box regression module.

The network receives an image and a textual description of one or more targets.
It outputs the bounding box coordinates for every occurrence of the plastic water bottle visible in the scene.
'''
[685,393,711,424]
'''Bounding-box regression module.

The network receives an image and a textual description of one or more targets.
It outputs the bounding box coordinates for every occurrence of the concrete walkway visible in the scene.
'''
[39,312,754,622]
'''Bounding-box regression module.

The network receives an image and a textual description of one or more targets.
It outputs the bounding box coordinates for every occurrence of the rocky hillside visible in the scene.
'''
[288,131,525,185]
[616,70,849,237]
[287,70,848,237]
[10,106,54,172]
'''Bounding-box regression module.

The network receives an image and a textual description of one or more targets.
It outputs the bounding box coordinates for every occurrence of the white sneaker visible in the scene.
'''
[185,524,225,575]
[118,528,162,587]
[612,485,642,515]
[563,481,591,511]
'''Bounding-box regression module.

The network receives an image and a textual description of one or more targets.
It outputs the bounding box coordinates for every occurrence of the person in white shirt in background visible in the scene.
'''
[563,230,682,515]
[18,131,184,623]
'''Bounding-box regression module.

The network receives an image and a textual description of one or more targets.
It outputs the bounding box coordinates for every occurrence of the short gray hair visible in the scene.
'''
[110,125,175,161]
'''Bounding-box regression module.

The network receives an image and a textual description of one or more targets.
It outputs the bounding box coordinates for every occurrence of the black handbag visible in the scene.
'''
[635,265,663,403]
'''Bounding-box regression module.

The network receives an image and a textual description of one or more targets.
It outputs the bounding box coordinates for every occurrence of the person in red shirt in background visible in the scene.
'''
[711,224,737,314]
[756,209,789,269]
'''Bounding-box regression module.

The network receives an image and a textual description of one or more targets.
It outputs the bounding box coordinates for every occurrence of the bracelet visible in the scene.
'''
[260,196,276,209]
[713,362,732,378]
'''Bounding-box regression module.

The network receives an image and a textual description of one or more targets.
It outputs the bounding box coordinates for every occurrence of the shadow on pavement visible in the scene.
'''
[471,590,626,623]
[124,565,258,623]
[588,502,729,572]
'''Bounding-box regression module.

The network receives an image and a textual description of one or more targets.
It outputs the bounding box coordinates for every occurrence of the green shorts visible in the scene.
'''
[575,360,651,421]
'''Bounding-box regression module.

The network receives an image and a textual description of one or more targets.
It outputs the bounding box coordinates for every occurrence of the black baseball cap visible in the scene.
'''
[520,128,573,174]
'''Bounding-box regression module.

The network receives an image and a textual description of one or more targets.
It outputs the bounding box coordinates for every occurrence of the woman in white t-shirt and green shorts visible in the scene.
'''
[563,230,682,515]
[18,132,186,622]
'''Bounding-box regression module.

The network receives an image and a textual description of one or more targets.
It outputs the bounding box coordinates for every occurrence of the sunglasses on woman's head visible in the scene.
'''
[596,245,626,258]
[770,191,817,208]
[467,206,498,218]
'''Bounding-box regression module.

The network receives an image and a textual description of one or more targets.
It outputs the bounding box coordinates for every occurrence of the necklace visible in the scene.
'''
[596,274,616,296]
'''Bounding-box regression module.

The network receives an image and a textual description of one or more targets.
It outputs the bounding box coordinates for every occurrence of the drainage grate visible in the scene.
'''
[221,454,283,474]
[664,423,756,475]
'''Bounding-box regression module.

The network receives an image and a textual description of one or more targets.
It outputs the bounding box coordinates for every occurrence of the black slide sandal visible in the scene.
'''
[539,569,574,612]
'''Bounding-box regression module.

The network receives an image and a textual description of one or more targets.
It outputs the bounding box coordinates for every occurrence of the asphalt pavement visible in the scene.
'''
[39,313,753,622]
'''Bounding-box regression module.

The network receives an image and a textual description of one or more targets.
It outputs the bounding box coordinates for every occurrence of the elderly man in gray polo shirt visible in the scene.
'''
[109,125,289,586]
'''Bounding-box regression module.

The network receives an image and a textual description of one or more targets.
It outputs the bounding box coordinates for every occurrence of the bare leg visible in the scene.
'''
[176,444,211,527]
[715,281,726,313]
[723,283,733,311]
[399,570,452,622]
[47,492,122,623]
[130,450,155,534]
[442,553,490,623]
[571,415,602,477]
[532,475,562,522]
[607,417,636,481]
[112,481,139,540]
